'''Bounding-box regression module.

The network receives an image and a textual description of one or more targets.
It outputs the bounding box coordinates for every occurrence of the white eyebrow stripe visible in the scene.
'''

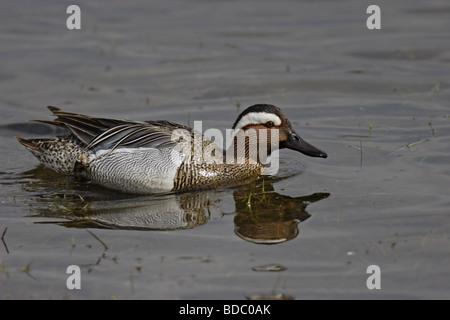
[234,112,282,130]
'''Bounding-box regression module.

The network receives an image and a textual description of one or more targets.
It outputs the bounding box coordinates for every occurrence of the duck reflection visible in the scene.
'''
[32,191,214,231]
[27,167,328,241]
[233,182,329,244]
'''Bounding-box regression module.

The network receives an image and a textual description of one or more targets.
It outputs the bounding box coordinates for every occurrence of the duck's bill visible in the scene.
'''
[281,131,327,158]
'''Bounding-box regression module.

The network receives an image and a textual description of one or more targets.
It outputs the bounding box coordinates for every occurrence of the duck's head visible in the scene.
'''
[232,104,327,158]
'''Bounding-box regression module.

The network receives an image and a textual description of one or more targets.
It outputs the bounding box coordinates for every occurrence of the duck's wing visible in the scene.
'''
[34,106,129,146]
[87,120,194,152]
[38,106,196,152]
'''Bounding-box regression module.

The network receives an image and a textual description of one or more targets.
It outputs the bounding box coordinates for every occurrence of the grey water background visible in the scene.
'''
[1,0,449,299]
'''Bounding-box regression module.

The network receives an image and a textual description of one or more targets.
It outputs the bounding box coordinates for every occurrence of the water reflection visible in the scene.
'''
[233,182,329,244]
[32,191,214,231]
[23,167,329,242]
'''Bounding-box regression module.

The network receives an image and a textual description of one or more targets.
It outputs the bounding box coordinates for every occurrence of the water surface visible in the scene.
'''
[1,0,449,299]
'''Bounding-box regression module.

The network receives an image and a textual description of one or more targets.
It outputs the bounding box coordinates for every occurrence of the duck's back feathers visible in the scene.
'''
[38,106,129,146]
[35,106,196,152]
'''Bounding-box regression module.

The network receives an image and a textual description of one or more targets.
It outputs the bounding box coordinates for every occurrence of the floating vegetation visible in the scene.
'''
[427,81,441,95]
[86,229,108,251]
[348,140,363,167]
[246,293,294,300]
[0,262,9,278]
[360,140,363,167]
[406,139,428,150]
[252,264,287,272]
[1,227,8,254]
[21,259,37,281]
[428,117,435,135]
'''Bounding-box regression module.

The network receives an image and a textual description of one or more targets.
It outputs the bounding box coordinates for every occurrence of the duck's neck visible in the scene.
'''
[223,128,278,166]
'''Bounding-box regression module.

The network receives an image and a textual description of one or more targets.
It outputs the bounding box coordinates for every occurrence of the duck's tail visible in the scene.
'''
[15,136,85,175]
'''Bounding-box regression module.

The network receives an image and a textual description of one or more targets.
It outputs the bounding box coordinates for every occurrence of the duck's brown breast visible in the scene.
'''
[173,162,263,191]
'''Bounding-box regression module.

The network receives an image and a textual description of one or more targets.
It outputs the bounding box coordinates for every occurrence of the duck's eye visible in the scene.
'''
[265,121,275,128]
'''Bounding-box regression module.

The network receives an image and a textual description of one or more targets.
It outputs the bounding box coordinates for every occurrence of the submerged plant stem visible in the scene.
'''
[360,140,363,167]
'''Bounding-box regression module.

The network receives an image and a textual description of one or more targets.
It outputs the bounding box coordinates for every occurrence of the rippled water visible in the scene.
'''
[1,0,449,299]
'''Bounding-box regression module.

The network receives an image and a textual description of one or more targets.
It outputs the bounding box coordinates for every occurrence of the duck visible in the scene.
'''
[16,104,327,195]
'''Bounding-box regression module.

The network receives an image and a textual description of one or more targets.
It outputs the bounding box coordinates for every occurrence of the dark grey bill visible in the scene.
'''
[281,131,327,158]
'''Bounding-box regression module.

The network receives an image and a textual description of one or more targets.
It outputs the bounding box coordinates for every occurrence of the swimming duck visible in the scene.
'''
[16,104,327,194]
